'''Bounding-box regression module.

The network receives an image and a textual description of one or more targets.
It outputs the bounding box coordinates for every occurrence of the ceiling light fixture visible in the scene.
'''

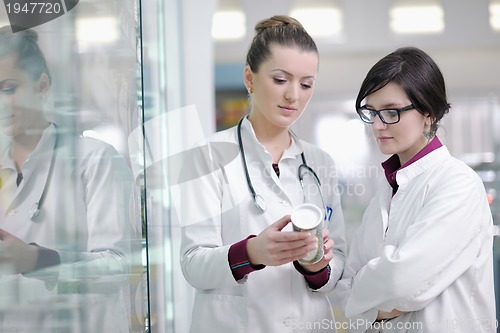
[490,0,500,31]
[76,17,119,43]
[390,1,444,34]
[211,0,246,41]
[290,0,343,38]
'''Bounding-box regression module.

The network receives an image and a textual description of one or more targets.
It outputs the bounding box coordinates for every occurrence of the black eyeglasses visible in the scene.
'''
[358,104,415,124]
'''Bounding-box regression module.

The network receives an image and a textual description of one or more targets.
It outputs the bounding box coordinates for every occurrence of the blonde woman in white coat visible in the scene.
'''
[178,16,347,333]
[335,47,496,332]
[0,26,137,332]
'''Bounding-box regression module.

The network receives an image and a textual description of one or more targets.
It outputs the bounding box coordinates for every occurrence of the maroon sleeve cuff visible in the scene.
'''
[293,261,331,290]
[29,243,61,270]
[21,243,61,290]
[228,235,265,281]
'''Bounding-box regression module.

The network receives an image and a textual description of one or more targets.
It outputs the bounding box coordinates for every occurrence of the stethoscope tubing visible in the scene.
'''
[237,117,325,214]
[30,128,58,221]
[237,117,266,212]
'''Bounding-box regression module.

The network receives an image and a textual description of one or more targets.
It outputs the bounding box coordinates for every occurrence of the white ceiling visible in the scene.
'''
[214,0,500,62]
[213,0,500,97]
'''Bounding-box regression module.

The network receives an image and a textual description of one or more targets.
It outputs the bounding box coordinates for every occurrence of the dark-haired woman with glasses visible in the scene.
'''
[335,47,496,332]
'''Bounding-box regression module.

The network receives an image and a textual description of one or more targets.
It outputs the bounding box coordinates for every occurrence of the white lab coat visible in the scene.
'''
[177,118,347,333]
[0,124,138,332]
[335,145,496,333]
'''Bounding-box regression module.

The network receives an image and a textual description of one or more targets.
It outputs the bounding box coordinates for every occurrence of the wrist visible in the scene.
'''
[246,236,260,265]
[293,261,328,275]
[21,244,39,273]
[28,242,61,271]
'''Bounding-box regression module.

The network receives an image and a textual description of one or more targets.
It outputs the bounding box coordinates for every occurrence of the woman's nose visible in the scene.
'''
[371,115,387,130]
[284,85,298,101]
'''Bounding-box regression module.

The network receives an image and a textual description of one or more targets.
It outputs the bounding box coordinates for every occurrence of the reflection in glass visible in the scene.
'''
[0,0,144,331]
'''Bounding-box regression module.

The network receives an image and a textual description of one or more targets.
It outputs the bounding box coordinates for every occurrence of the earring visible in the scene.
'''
[248,87,253,94]
[423,130,435,140]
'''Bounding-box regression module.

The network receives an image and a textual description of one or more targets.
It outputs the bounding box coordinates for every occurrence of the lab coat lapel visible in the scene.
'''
[378,182,392,237]
[278,138,304,206]
[0,167,16,216]
[5,128,57,217]
[240,118,286,199]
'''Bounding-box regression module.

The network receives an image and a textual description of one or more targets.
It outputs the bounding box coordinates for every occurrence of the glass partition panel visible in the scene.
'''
[135,0,195,331]
[0,1,145,332]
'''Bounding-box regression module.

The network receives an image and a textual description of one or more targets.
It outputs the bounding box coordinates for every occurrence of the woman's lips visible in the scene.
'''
[378,136,392,143]
[279,105,297,113]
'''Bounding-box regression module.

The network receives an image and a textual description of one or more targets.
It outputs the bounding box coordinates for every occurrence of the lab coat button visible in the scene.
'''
[281,201,290,206]
[7,210,15,216]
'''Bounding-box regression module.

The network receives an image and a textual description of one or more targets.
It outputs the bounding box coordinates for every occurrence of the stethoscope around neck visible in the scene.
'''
[1,128,57,222]
[29,132,58,221]
[237,117,325,213]
[4,158,53,222]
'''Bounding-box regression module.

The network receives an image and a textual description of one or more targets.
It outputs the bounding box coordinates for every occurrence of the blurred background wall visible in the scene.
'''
[212,0,500,237]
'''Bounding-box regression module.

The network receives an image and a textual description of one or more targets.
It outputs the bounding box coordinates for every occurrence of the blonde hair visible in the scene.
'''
[0,25,51,83]
[245,15,318,73]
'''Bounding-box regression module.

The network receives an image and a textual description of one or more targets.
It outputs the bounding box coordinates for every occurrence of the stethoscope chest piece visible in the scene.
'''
[254,194,266,212]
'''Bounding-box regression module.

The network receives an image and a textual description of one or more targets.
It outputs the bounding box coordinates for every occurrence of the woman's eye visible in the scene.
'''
[273,78,286,84]
[301,83,312,89]
[1,86,17,94]
[386,110,398,118]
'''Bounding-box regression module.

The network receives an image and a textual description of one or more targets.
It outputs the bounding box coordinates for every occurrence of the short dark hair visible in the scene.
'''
[355,46,450,133]
[245,15,318,73]
[0,25,51,84]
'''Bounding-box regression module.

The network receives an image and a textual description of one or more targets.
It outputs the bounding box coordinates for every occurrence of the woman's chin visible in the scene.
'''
[377,145,397,156]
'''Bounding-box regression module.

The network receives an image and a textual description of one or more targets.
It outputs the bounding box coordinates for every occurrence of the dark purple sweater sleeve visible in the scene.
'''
[29,242,61,270]
[228,234,330,289]
[21,243,61,289]
[293,261,331,290]
[228,235,265,281]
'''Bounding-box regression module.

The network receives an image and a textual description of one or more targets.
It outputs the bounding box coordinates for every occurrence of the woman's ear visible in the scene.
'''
[243,65,253,94]
[37,73,50,94]
[424,113,433,127]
